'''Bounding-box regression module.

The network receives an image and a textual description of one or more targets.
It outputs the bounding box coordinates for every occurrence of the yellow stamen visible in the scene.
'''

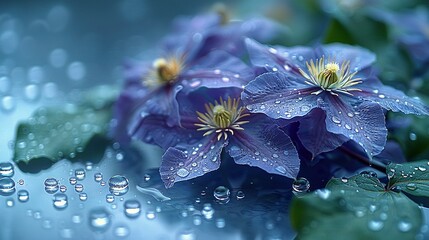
[195,97,249,141]
[298,56,362,96]
[143,56,184,88]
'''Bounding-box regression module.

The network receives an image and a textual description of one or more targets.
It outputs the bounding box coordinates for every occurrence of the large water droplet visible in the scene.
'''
[406,183,417,191]
[108,175,129,196]
[89,208,111,232]
[214,186,230,204]
[0,162,14,177]
[17,189,29,202]
[53,193,68,210]
[44,178,59,194]
[124,199,141,218]
[177,168,190,178]
[292,177,310,193]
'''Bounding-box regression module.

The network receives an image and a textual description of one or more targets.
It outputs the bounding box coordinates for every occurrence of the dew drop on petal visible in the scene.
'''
[176,168,190,178]
[331,116,341,124]
[368,220,384,231]
[292,177,310,193]
[397,221,412,232]
[214,186,230,204]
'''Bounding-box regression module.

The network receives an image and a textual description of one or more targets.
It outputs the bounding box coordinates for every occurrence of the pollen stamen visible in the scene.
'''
[143,56,184,88]
[195,97,249,141]
[299,56,362,95]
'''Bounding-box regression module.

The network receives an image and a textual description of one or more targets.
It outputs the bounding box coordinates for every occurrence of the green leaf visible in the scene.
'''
[387,160,429,197]
[13,85,118,172]
[291,175,422,240]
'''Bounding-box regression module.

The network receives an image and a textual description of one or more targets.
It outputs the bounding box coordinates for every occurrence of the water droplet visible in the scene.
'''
[146,210,156,220]
[236,190,245,200]
[368,220,384,231]
[214,186,230,204]
[0,76,11,94]
[89,208,111,232]
[360,170,377,178]
[0,162,14,177]
[409,132,417,141]
[300,105,310,112]
[292,177,310,193]
[24,84,40,101]
[177,168,190,178]
[59,185,67,193]
[75,184,84,192]
[345,124,352,130]
[177,229,196,240]
[72,214,82,223]
[201,203,215,220]
[193,215,202,225]
[75,168,86,180]
[114,226,130,238]
[94,172,103,182]
[216,218,226,228]
[378,94,385,99]
[79,193,88,201]
[144,174,151,181]
[275,166,287,174]
[105,194,115,203]
[17,190,29,202]
[6,198,14,207]
[53,193,68,210]
[397,220,412,232]
[44,178,59,194]
[406,183,417,191]
[49,48,68,68]
[1,96,16,113]
[347,112,354,117]
[124,199,141,218]
[315,189,331,199]
[18,179,24,185]
[418,166,426,172]
[67,61,86,81]
[332,116,341,124]
[108,175,129,196]
[69,177,77,185]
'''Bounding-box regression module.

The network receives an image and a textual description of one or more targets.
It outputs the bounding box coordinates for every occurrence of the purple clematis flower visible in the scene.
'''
[145,87,300,188]
[163,7,285,58]
[242,39,429,158]
[374,8,429,65]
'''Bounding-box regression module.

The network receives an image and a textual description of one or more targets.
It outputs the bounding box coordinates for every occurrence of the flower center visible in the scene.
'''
[143,57,184,88]
[195,97,249,141]
[299,56,362,96]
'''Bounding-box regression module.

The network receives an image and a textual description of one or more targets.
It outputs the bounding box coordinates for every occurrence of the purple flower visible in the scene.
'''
[242,39,429,158]
[374,8,429,65]
[163,8,285,58]
[146,88,300,188]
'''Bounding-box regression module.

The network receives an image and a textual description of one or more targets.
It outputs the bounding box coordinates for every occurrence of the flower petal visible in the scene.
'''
[245,38,298,74]
[297,108,349,159]
[321,96,387,156]
[180,50,253,94]
[130,114,195,150]
[321,43,376,72]
[242,72,319,119]
[226,114,300,179]
[160,136,227,188]
[357,78,429,115]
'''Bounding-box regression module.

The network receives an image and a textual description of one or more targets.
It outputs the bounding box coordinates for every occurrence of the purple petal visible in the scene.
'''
[322,43,376,72]
[321,96,387,156]
[242,72,319,119]
[357,78,429,115]
[130,114,195,150]
[297,108,349,159]
[160,136,227,188]
[180,51,253,94]
[245,38,297,74]
[226,114,300,179]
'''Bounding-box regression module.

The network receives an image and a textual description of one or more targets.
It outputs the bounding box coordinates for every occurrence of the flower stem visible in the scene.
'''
[339,146,387,173]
